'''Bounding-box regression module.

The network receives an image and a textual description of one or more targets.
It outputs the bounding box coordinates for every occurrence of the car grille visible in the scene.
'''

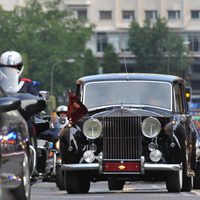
[102,116,142,160]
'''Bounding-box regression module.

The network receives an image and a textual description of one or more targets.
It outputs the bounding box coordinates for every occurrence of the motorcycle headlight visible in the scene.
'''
[83,118,102,139]
[141,117,161,138]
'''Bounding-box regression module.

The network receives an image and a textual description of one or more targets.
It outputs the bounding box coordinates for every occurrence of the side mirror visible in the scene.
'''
[185,86,191,102]
[0,97,20,113]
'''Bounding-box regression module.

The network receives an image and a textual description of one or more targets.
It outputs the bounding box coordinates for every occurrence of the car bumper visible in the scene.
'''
[61,162,182,173]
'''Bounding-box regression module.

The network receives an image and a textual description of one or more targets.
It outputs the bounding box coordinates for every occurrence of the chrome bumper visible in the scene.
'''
[61,162,182,172]
[61,163,99,171]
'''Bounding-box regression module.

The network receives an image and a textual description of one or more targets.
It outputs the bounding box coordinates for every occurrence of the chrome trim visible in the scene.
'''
[29,145,36,175]
[52,152,57,176]
[144,163,182,171]
[103,116,142,160]
[61,163,99,171]
[140,156,145,174]
[98,153,103,174]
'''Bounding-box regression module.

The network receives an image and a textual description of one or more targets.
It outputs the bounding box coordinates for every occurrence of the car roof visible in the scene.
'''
[77,73,185,85]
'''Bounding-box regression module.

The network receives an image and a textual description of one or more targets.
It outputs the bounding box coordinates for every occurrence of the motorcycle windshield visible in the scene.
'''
[0,67,21,92]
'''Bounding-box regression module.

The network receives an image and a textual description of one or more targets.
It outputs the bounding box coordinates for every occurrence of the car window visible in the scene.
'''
[173,84,184,113]
[83,81,172,110]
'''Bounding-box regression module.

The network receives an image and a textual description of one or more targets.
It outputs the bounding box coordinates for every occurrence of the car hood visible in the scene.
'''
[89,106,171,118]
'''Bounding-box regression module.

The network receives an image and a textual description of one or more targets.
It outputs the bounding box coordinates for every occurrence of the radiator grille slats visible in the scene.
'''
[103,116,142,160]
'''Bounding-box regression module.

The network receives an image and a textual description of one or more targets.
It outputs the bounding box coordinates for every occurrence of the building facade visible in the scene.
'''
[1,0,200,93]
[63,0,200,93]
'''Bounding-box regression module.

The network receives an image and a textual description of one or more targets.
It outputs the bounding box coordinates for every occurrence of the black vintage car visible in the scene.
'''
[0,87,46,200]
[60,73,198,193]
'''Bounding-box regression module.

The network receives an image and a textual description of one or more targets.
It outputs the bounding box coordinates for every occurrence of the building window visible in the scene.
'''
[191,80,200,90]
[119,33,130,52]
[191,64,200,73]
[145,10,157,21]
[191,10,200,19]
[122,10,135,20]
[168,10,180,20]
[99,11,112,20]
[97,32,108,52]
[77,9,87,21]
[188,35,200,52]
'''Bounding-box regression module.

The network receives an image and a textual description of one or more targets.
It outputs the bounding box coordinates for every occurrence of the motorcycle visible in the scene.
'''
[7,92,48,176]
[36,112,67,187]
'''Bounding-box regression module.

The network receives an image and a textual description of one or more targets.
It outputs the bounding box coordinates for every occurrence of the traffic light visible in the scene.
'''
[185,86,191,102]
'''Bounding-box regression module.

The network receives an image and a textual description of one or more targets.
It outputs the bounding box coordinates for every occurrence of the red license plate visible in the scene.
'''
[103,161,140,172]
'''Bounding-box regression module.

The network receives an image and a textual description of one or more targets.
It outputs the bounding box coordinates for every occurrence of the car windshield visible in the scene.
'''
[83,81,172,110]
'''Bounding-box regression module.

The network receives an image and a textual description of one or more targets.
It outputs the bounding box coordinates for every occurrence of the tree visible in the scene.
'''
[0,0,93,97]
[128,18,190,76]
[82,49,98,76]
[102,43,120,73]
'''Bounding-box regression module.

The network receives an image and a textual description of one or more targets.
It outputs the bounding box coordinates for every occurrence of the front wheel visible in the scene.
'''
[12,151,31,200]
[182,176,192,192]
[56,165,65,190]
[166,170,182,192]
[108,180,125,190]
[65,172,90,194]
[194,162,200,189]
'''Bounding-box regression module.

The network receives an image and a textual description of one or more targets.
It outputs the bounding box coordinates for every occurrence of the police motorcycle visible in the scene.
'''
[0,51,48,182]
[36,105,68,186]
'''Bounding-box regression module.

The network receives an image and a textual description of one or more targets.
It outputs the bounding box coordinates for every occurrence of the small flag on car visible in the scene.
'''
[67,91,88,124]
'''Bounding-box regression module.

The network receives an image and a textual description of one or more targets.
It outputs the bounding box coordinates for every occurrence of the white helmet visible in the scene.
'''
[53,105,68,128]
[56,105,68,117]
[0,51,24,75]
[0,51,24,92]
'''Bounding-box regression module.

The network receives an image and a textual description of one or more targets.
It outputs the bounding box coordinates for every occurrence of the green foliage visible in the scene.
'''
[83,49,98,76]
[0,0,93,97]
[102,43,120,73]
[128,18,190,76]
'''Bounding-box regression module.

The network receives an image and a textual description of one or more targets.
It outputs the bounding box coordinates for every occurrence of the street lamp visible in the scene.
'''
[50,58,75,96]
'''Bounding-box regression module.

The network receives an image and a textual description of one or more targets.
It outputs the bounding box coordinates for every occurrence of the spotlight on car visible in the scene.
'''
[141,117,161,138]
[149,149,162,162]
[83,150,95,163]
[89,143,97,152]
[83,118,102,139]
[148,142,156,151]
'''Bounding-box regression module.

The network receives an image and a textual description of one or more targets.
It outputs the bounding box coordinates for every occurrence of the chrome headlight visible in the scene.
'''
[83,150,95,163]
[83,118,102,139]
[149,149,162,162]
[141,117,161,138]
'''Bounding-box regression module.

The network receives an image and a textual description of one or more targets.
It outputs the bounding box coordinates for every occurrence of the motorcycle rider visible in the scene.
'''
[50,105,69,129]
[0,50,45,179]
[36,105,68,181]
[0,50,38,95]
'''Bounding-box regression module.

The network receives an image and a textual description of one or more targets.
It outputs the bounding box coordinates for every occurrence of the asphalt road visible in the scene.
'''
[31,180,200,200]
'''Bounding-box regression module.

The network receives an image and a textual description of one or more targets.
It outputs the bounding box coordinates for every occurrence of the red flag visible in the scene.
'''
[67,91,88,123]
